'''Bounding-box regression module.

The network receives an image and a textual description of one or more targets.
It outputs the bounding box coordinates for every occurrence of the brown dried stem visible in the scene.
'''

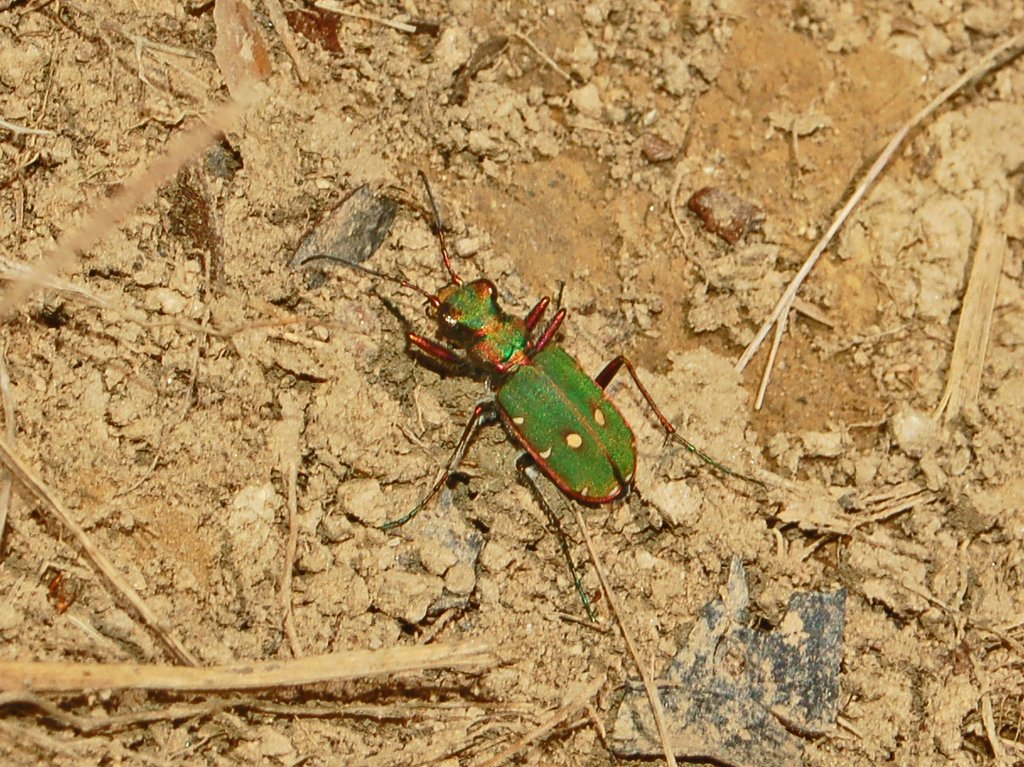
[570,505,679,767]
[0,436,199,666]
[282,460,303,657]
[262,0,310,83]
[0,641,495,693]
[0,348,13,554]
[935,185,1008,421]
[736,31,1024,409]
[473,676,605,767]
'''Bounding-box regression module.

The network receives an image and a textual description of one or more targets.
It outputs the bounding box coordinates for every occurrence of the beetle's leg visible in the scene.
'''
[594,356,765,488]
[374,294,466,371]
[524,296,550,333]
[381,400,498,530]
[594,357,675,432]
[407,332,463,366]
[531,308,567,353]
[515,453,597,622]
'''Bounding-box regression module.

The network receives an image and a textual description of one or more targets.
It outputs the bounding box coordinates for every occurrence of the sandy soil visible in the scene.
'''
[1,0,1023,764]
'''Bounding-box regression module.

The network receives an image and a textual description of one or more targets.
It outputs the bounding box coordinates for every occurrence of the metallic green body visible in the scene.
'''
[433,279,637,502]
[497,346,636,503]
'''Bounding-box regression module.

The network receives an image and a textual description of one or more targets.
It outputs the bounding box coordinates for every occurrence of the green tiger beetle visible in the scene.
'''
[325,174,763,614]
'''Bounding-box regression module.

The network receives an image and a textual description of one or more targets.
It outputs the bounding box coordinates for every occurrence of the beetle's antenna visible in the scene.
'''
[418,171,462,286]
[302,254,440,307]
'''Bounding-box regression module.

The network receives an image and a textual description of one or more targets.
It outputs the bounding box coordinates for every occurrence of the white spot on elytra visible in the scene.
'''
[565,432,583,449]
[539,447,552,459]
[580,485,590,496]
[623,472,634,484]
[512,416,525,425]
[593,408,606,426]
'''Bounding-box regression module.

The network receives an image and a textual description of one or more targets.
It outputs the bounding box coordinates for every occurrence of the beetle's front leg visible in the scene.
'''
[407,332,463,366]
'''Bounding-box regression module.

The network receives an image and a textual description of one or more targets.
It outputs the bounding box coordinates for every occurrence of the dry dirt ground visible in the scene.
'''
[2,1,1024,765]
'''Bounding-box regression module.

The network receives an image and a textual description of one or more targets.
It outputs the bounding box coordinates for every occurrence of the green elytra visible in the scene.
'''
[328,174,763,532]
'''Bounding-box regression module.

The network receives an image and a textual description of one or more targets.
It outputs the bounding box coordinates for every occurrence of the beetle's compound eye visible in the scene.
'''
[476,280,496,299]
[438,307,458,327]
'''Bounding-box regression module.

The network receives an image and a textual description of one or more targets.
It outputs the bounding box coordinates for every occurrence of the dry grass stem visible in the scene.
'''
[0,256,105,305]
[0,117,54,136]
[274,393,306,657]
[847,483,940,533]
[0,692,227,735]
[935,186,1008,421]
[0,347,14,553]
[570,505,679,767]
[969,652,1011,765]
[510,32,573,82]
[0,641,495,693]
[473,676,605,767]
[737,31,1024,408]
[0,693,485,735]
[282,460,303,657]
[313,1,416,33]
[0,436,199,666]
[262,0,310,84]
[0,94,255,321]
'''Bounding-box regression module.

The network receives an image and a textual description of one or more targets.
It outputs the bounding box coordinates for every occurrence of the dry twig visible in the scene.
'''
[935,185,1008,421]
[510,32,573,82]
[473,676,605,767]
[262,0,310,83]
[736,31,1024,409]
[969,651,1011,765]
[0,436,199,666]
[0,117,54,136]
[570,505,679,767]
[314,0,416,33]
[0,348,14,554]
[0,640,495,693]
[282,460,303,657]
[274,393,306,657]
[0,693,490,735]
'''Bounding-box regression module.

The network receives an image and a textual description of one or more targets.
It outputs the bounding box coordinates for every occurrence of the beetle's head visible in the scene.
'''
[432,278,500,346]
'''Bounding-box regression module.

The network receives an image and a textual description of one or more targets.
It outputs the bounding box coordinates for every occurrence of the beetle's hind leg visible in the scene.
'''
[515,453,597,622]
[594,356,765,490]
[381,400,499,530]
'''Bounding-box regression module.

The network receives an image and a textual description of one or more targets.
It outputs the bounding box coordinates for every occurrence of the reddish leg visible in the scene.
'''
[381,401,497,530]
[594,356,675,433]
[531,308,567,353]
[595,356,765,488]
[524,296,551,334]
[408,332,462,366]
